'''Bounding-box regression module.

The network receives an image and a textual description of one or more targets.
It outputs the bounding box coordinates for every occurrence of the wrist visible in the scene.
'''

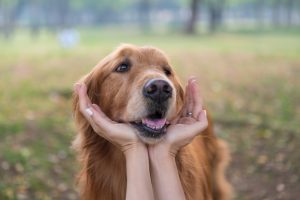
[124,142,147,160]
[148,144,176,165]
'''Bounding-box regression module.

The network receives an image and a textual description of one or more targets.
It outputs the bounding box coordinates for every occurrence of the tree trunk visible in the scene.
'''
[255,0,266,29]
[57,0,70,29]
[208,0,225,33]
[272,0,281,27]
[286,0,294,26]
[138,0,151,32]
[1,0,25,39]
[186,0,200,34]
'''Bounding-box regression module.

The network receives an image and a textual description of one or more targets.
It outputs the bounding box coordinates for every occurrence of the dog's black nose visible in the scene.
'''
[143,79,172,102]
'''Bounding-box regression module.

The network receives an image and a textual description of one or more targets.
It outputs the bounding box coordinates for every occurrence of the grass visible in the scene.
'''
[0,27,299,200]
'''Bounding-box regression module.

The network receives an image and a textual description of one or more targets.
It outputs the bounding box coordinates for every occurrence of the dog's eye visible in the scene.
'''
[115,63,130,73]
[163,68,172,76]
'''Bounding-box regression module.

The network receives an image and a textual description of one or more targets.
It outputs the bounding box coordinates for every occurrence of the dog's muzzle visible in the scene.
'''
[131,79,173,141]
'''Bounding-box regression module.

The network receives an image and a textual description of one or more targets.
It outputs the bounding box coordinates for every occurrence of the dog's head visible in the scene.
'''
[74,44,184,144]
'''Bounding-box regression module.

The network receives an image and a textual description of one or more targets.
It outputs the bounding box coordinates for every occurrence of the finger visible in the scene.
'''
[190,79,203,118]
[181,84,189,118]
[87,105,122,143]
[81,106,113,142]
[183,110,208,138]
[186,78,194,116]
[195,110,208,131]
[91,103,101,112]
[82,84,92,106]
[88,105,114,134]
[198,109,207,122]
[76,84,94,122]
[81,106,104,136]
[77,83,92,114]
[91,104,114,124]
[76,84,106,133]
[74,83,81,93]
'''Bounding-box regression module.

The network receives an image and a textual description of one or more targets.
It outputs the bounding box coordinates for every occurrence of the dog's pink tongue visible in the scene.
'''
[142,118,166,128]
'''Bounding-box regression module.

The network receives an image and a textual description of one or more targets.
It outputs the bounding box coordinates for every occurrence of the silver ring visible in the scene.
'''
[187,112,193,117]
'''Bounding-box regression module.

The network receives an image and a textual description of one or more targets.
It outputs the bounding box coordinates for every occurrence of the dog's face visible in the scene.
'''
[82,44,184,143]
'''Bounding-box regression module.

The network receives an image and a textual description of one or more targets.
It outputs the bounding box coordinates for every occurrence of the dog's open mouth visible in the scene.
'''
[131,111,169,139]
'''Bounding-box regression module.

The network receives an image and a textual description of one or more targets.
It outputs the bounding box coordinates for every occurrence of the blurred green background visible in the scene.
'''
[0,0,300,200]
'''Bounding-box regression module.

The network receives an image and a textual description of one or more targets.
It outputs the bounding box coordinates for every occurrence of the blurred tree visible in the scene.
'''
[207,0,226,33]
[186,0,201,34]
[57,0,70,28]
[28,0,42,37]
[255,0,266,28]
[1,0,300,37]
[138,0,151,31]
[0,0,25,39]
[286,0,296,26]
[271,0,282,27]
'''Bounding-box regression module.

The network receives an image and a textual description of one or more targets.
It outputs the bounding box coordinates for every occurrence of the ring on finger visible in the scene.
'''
[187,112,193,117]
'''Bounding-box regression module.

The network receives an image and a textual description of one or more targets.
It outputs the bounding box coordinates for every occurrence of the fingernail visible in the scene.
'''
[203,110,207,116]
[191,79,197,84]
[85,108,93,116]
[189,76,197,80]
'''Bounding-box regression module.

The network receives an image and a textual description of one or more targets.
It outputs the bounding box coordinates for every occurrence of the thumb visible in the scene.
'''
[91,104,114,123]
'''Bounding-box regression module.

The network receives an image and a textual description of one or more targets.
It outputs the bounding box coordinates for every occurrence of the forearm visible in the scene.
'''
[125,145,154,200]
[150,149,186,200]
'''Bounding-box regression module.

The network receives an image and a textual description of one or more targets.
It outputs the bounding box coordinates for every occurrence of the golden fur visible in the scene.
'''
[72,44,233,200]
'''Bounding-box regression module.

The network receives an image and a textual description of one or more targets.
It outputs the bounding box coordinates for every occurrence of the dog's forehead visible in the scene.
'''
[115,45,170,66]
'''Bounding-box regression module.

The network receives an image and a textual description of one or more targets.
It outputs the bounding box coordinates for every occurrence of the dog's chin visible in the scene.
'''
[137,133,165,144]
[131,122,167,144]
[130,120,168,144]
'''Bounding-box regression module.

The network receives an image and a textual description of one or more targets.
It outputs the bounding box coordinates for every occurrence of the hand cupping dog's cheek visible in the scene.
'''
[75,83,145,154]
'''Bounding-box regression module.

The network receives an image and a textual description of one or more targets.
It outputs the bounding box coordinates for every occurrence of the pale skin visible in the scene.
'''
[74,77,208,200]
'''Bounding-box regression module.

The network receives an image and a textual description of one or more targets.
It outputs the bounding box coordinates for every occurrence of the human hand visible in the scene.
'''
[148,77,208,158]
[75,83,145,155]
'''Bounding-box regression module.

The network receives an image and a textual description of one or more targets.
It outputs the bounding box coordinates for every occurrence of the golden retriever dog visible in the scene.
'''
[72,44,232,200]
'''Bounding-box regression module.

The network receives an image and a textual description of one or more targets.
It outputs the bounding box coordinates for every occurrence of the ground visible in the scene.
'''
[0,28,299,199]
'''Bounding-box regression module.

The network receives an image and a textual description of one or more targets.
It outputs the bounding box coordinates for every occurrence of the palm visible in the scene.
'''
[75,83,142,153]
[165,117,197,144]
[108,123,139,142]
